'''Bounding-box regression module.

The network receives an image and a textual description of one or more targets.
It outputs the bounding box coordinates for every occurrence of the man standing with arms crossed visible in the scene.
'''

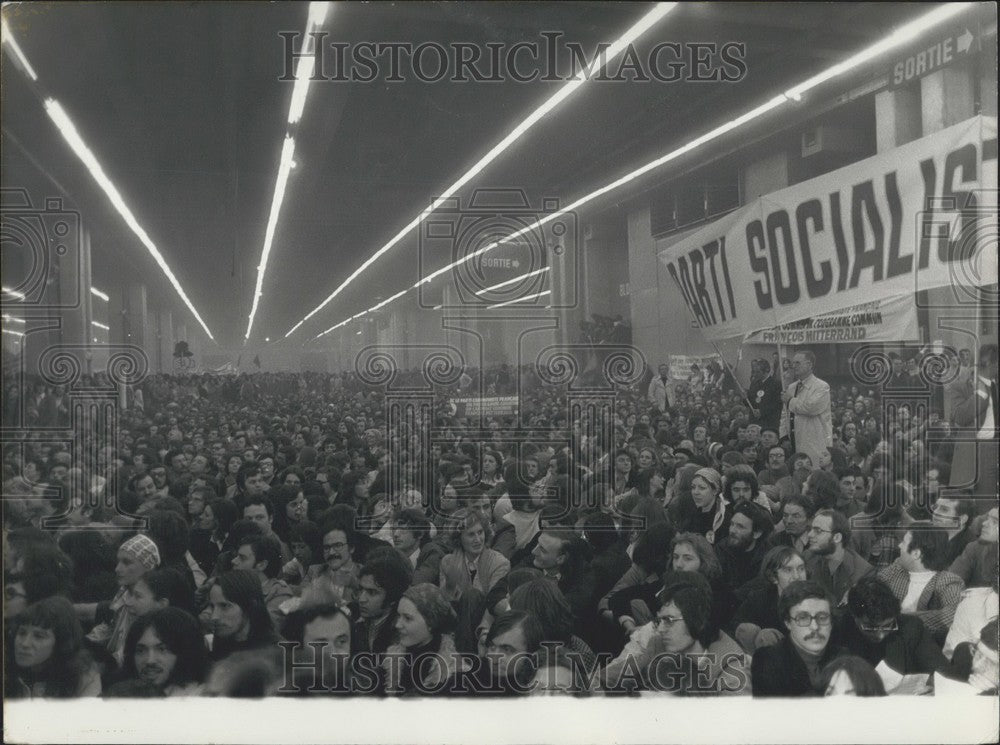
[780,351,832,471]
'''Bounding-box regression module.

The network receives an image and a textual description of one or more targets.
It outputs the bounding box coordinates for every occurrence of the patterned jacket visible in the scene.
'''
[877,561,965,636]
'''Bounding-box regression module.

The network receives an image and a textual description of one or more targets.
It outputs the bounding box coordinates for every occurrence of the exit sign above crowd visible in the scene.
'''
[889,25,979,89]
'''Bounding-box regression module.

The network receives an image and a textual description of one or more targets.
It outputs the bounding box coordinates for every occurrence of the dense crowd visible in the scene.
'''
[3,342,998,700]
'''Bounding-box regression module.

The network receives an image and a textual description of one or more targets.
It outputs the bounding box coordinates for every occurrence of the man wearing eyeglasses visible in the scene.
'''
[751,580,847,696]
[835,576,948,681]
[298,518,361,606]
[805,509,873,607]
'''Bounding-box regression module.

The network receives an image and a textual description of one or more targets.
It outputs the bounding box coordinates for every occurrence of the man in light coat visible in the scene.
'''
[647,363,673,414]
[780,351,832,469]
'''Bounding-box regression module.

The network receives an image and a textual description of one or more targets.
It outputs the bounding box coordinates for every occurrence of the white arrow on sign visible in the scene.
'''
[957,28,974,54]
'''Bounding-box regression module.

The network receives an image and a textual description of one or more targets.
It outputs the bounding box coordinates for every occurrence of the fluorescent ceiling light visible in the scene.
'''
[2,286,27,299]
[90,287,110,302]
[308,2,975,339]
[2,328,25,338]
[42,100,215,340]
[245,135,296,340]
[3,314,26,323]
[486,290,551,310]
[1,18,38,81]
[245,2,331,341]
[91,320,110,330]
[474,267,550,296]
[4,25,217,337]
[288,2,329,125]
[782,3,970,101]
[287,2,678,338]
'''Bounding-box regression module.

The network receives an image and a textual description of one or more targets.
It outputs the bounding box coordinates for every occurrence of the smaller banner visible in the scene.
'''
[743,295,919,345]
[450,396,519,418]
[668,354,722,381]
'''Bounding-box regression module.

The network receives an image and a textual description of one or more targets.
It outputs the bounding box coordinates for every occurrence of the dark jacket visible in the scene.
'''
[732,583,782,632]
[589,544,632,608]
[608,573,740,635]
[493,517,542,568]
[189,528,221,577]
[715,540,769,592]
[411,539,448,586]
[751,636,848,697]
[833,614,949,676]
[806,549,874,607]
[945,525,977,567]
[352,608,398,656]
[747,375,783,431]
[948,540,998,589]
[352,535,394,566]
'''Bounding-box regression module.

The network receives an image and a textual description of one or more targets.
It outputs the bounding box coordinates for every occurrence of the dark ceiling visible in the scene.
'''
[1,2,941,349]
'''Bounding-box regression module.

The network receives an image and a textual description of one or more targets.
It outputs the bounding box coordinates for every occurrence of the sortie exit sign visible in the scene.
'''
[889,26,977,89]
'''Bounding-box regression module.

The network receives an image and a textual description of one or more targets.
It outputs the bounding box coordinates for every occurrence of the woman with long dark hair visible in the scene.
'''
[7,596,102,698]
[218,455,243,500]
[820,655,887,696]
[190,499,240,576]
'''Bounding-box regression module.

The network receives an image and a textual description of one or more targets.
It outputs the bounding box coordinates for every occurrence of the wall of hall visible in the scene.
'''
[621,23,997,392]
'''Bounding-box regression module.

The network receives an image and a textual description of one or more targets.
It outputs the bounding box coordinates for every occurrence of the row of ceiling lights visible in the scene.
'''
[301,3,974,343]
[3,4,976,348]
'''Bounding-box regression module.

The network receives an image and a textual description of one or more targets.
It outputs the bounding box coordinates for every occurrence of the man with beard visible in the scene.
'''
[715,502,773,591]
[111,607,208,696]
[751,580,847,696]
[805,509,873,607]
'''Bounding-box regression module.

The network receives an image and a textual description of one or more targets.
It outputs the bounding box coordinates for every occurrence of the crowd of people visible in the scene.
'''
[3,341,998,701]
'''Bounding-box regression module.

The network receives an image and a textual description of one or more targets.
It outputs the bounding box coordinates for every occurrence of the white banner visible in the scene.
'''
[450,396,518,418]
[668,354,722,381]
[743,295,919,345]
[658,116,998,341]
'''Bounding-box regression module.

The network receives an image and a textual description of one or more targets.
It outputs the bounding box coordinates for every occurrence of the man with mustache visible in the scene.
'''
[750,580,848,696]
[805,509,873,607]
[111,607,208,696]
[715,501,772,591]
